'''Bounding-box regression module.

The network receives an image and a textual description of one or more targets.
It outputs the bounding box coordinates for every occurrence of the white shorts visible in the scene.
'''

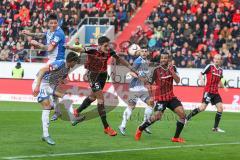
[128,86,150,106]
[32,79,56,103]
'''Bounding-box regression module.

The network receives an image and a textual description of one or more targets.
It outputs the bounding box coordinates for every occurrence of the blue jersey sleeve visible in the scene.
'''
[50,31,63,46]
[49,60,65,71]
[132,57,142,70]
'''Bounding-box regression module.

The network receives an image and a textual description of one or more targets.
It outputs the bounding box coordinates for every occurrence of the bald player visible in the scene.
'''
[187,54,227,132]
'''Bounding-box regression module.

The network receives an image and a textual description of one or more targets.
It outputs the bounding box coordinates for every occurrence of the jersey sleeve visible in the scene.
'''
[220,69,223,79]
[109,49,117,57]
[85,47,97,54]
[50,32,62,46]
[173,65,178,73]
[49,60,64,71]
[132,57,141,70]
[201,64,211,75]
[149,68,157,84]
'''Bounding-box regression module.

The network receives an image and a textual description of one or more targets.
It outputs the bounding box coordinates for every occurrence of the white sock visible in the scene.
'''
[42,110,50,137]
[53,97,60,115]
[144,107,153,122]
[63,100,74,122]
[120,107,132,128]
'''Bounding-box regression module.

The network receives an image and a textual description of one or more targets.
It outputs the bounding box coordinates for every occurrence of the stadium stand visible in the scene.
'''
[118,0,240,69]
[0,0,143,62]
[0,0,239,70]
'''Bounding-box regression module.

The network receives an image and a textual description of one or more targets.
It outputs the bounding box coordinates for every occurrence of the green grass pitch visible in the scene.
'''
[0,101,240,160]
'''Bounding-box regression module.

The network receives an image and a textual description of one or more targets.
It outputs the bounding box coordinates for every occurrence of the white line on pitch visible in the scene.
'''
[2,142,240,160]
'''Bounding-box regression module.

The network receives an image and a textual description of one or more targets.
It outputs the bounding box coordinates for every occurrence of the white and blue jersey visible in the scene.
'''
[41,60,69,86]
[45,26,65,62]
[129,56,150,90]
[33,60,69,103]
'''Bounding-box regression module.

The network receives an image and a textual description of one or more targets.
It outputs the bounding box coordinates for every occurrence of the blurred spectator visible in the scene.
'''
[73,38,83,48]
[232,9,240,24]
[116,6,127,31]
[0,45,10,61]
[12,62,24,79]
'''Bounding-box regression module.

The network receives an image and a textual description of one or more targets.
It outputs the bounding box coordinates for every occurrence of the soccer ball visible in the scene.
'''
[128,44,140,56]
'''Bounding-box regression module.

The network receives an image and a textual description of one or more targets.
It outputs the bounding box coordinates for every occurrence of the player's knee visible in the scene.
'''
[199,104,207,111]
[217,105,223,112]
[148,99,154,107]
[41,100,51,109]
[178,112,186,120]
[89,96,96,101]
[154,112,162,121]
[178,117,187,124]
[97,98,104,104]
[218,108,223,113]
[42,104,51,110]
[128,104,135,110]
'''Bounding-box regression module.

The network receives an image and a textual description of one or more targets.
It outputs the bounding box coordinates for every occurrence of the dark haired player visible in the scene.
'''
[22,13,66,121]
[119,49,154,136]
[66,36,137,136]
[32,52,79,145]
[135,52,187,143]
[187,54,227,132]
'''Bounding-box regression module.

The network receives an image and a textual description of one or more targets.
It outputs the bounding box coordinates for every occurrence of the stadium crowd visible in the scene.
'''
[0,0,239,70]
[123,0,240,69]
[0,0,142,62]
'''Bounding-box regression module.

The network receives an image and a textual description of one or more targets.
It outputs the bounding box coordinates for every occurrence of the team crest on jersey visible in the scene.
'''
[53,36,60,43]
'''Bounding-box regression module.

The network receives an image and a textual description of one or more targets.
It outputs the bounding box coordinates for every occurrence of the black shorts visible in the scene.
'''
[202,92,222,105]
[154,97,183,112]
[87,71,108,92]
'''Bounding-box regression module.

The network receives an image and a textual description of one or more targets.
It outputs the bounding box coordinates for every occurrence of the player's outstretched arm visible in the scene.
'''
[113,54,138,75]
[21,30,45,39]
[128,71,138,78]
[65,45,85,53]
[33,65,51,96]
[30,40,56,52]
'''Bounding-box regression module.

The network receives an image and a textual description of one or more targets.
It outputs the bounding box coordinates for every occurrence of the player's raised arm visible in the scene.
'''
[169,65,180,84]
[21,30,46,39]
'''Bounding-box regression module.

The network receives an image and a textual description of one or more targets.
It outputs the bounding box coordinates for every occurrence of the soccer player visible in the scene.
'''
[186,54,227,132]
[32,52,79,145]
[22,13,66,121]
[66,36,137,136]
[119,49,154,135]
[135,52,187,143]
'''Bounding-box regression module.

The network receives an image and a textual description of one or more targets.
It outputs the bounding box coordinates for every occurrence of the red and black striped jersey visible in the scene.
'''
[84,48,116,72]
[201,64,223,94]
[151,65,177,101]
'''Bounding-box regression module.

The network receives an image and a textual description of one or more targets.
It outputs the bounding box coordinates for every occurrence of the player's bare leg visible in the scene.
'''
[72,93,96,126]
[143,98,154,134]
[135,111,163,141]
[212,102,225,132]
[187,103,207,120]
[171,106,186,143]
[95,90,117,136]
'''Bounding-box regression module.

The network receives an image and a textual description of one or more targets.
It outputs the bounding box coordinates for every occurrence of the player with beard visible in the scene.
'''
[135,52,187,143]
